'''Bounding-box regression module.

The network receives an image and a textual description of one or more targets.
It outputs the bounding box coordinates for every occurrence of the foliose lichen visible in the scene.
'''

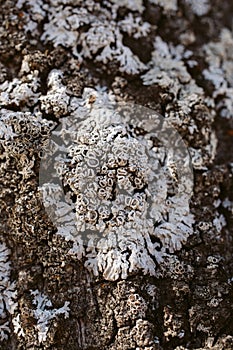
[39,87,194,281]
[16,0,150,74]
[13,289,70,345]
[0,242,17,341]
[203,28,233,119]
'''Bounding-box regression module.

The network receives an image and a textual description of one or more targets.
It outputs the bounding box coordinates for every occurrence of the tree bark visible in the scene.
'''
[0,1,233,349]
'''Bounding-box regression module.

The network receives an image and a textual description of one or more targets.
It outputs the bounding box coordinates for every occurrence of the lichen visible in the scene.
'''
[185,0,210,16]
[141,36,217,169]
[0,242,17,341]
[0,109,51,160]
[13,289,70,345]
[203,28,233,119]
[163,306,185,341]
[16,0,148,74]
[142,36,193,92]
[39,69,70,117]
[0,0,232,348]
[39,86,194,281]
[149,0,178,12]
[0,70,40,108]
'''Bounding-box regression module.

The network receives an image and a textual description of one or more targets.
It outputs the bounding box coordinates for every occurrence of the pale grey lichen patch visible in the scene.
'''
[0,57,71,119]
[149,0,178,12]
[0,70,41,108]
[222,198,233,215]
[119,14,151,39]
[0,242,17,342]
[185,0,210,16]
[203,28,233,119]
[80,23,147,74]
[141,36,217,169]
[16,0,149,74]
[13,290,70,345]
[16,0,46,34]
[153,0,210,16]
[0,109,51,157]
[213,214,226,233]
[40,87,194,281]
[109,0,145,14]
[41,4,89,57]
[142,36,201,96]
[0,55,42,111]
[39,69,70,117]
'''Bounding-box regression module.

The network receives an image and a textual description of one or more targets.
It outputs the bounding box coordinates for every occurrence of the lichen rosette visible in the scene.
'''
[39,90,194,280]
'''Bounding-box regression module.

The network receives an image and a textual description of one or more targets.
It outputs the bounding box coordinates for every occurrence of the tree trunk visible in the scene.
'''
[0,1,232,349]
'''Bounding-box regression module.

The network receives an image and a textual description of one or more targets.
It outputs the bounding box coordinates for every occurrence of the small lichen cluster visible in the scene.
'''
[185,0,210,16]
[0,70,40,108]
[0,108,51,196]
[109,319,157,350]
[142,36,217,170]
[0,109,50,150]
[155,255,194,280]
[95,280,159,349]
[0,55,71,119]
[150,0,178,12]
[0,242,17,341]
[142,36,194,91]
[150,0,210,15]
[13,289,70,345]
[203,28,233,119]
[39,69,70,117]
[163,306,185,341]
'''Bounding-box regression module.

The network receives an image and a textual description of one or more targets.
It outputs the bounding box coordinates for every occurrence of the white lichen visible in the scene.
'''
[142,36,196,94]
[39,87,194,281]
[222,198,233,215]
[13,290,70,344]
[0,109,51,160]
[0,242,17,341]
[16,0,147,74]
[119,14,151,39]
[142,36,216,169]
[41,5,90,57]
[185,0,210,16]
[39,69,70,117]
[0,71,41,108]
[110,0,145,14]
[149,0,178,12]
[213,214,226,233]
[203,29,233,118]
